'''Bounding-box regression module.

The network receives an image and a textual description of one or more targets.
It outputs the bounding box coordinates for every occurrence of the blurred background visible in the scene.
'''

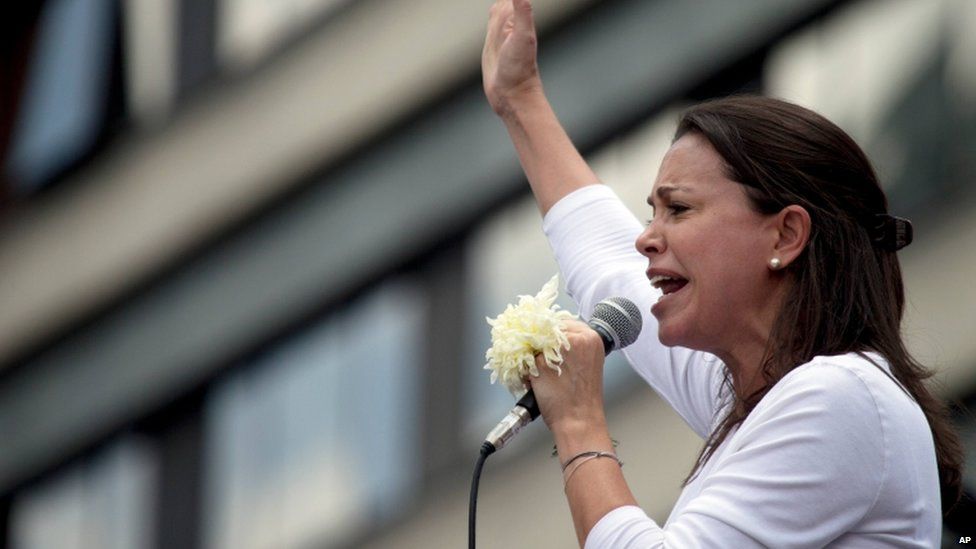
[1,0,975,547]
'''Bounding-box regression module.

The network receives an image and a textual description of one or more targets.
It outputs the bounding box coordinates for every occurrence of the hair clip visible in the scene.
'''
[872,214,913,251]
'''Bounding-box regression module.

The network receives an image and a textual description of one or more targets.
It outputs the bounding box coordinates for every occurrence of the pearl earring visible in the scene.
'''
[769,258,782,270]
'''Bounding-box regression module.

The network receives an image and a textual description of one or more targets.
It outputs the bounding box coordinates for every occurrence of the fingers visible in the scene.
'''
[531,320,603,380]
[527,322,607,430]
[533,353,550,377]
[486,0,535,50]
[512,0,536,39]
[486,0,512,49]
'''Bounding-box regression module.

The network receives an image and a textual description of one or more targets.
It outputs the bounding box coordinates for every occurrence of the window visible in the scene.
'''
[4,0,121,195]
[204,279,424,549]
[8,437,157,549]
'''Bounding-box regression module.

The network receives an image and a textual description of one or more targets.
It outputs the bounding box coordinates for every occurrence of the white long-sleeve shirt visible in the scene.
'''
[541,184,941,548]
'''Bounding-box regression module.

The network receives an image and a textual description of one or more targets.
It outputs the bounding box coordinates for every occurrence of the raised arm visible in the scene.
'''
[483,0,600,215]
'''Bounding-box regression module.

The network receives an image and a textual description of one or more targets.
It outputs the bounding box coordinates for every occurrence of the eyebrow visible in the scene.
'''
[646,185,689,206]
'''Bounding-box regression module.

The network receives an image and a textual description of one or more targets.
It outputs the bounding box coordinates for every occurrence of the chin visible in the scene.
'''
[656,316,708,350]
[656,322,686,348]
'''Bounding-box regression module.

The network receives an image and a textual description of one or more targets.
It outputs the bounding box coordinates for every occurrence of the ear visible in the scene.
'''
[771,205,811,267]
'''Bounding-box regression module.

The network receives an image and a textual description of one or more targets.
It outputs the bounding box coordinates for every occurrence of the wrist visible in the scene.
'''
[495,80,547,120]
[550,417,613,462]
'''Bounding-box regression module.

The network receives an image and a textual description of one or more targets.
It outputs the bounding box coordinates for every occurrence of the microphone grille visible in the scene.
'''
[591,297,643,350]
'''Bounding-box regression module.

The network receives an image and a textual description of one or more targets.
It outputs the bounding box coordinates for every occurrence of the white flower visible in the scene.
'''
[484,274,577,396]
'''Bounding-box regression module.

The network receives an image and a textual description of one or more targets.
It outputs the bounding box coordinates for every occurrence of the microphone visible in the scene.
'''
[483,297,642,452]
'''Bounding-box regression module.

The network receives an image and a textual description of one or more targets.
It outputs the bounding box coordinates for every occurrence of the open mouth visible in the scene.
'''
[650,274,689,296]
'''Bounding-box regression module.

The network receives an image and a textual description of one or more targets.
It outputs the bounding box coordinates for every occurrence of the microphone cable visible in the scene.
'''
[469,441,496,549]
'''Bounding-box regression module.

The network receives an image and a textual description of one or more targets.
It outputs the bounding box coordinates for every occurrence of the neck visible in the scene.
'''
[716,282,786,400]
[715,330,770,400]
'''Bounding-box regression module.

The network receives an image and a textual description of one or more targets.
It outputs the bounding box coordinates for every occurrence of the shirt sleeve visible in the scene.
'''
[584,506,664,549]
[542,184,725,438]
[584,362,889,548]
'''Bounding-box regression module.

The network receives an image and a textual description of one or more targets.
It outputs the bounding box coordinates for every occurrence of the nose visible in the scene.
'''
[635,219,665,258]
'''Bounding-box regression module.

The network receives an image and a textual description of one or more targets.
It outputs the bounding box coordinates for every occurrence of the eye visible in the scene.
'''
[667,203,690,215]
[644,217,655,227]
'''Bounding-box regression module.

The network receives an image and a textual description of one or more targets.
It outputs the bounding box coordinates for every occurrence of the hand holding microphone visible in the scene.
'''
[471,292,641,549]
[526,319,613,433]
[484,297,642,452]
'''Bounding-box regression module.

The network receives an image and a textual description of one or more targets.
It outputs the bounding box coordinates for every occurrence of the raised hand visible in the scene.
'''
[482,0,543,116]
[481,0,600,216]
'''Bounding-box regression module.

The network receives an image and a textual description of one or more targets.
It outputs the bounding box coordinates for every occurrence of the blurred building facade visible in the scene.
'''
[1,0,975,548]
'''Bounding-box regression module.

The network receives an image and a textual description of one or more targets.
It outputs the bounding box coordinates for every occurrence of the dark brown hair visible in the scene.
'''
[675,95,963,513]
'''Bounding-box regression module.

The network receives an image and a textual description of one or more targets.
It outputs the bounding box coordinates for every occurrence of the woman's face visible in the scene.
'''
[636,133,781,355]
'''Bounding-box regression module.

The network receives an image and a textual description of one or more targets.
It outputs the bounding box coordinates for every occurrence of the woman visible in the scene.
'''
[482,0,963,547]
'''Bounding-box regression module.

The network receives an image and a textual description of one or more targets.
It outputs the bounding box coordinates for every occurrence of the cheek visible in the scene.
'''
[711,215,768,265]
[687,229,768,302]
[687,233,756,276]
